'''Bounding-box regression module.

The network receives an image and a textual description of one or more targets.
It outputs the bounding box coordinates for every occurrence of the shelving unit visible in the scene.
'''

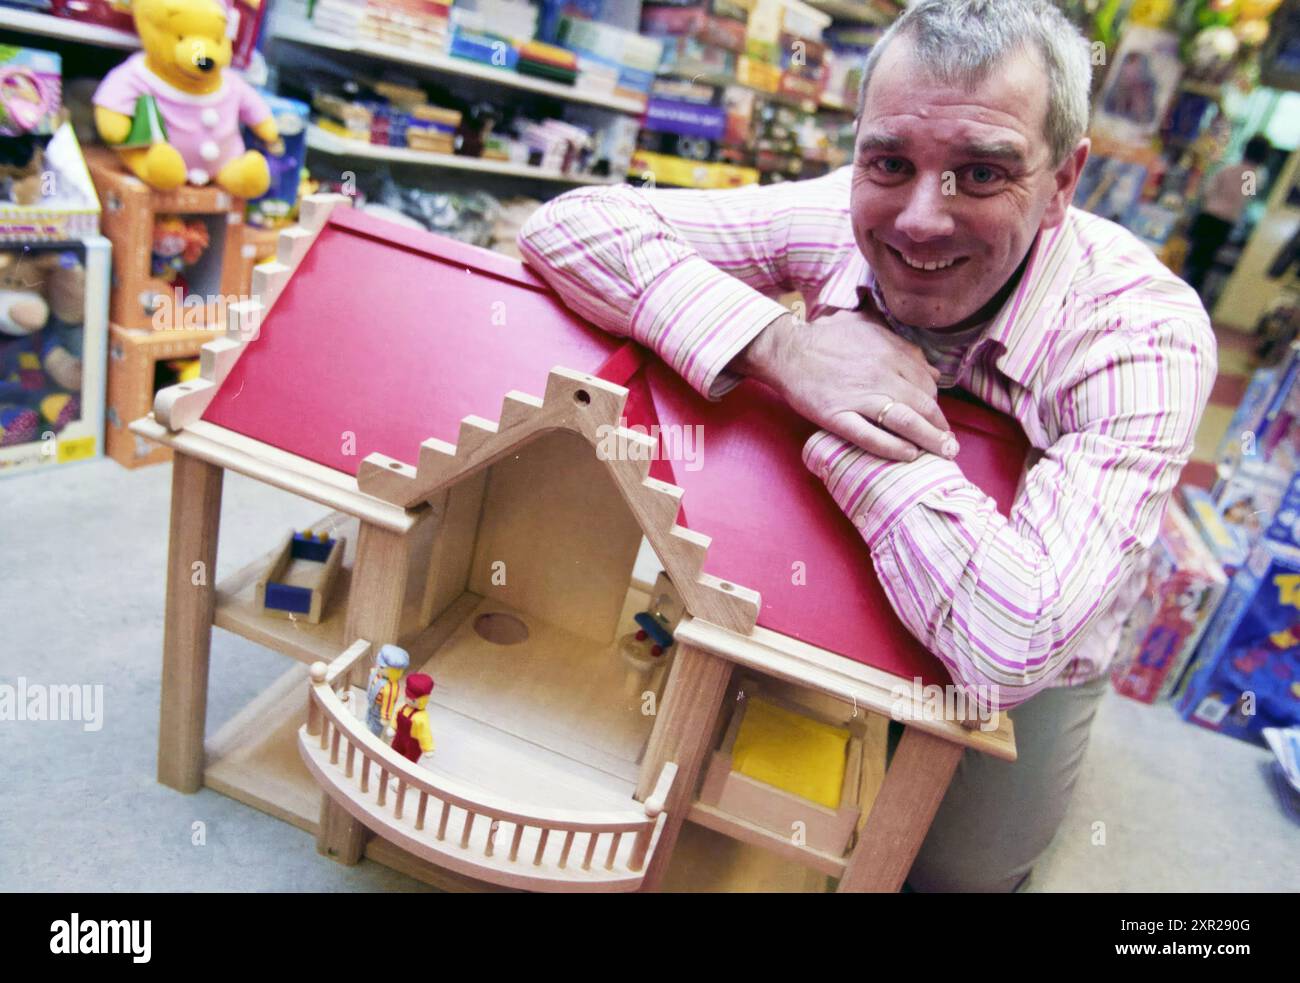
[271,16,647,115]
[306,124,616,186]
[0,7,139,48]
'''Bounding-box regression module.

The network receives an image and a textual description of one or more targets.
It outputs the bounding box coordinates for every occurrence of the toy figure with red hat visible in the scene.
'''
[389,672,435,764]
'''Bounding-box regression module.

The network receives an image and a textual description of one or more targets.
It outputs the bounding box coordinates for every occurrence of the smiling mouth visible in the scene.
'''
[886,244,969,273]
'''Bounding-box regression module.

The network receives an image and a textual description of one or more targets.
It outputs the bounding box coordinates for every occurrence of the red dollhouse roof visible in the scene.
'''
[203,207,1030,685]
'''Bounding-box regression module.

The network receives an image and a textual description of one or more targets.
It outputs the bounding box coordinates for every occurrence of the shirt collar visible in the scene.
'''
[817,212,1083,390]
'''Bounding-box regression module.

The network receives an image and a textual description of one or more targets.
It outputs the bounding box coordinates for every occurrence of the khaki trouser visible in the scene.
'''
[903,673,1110,893]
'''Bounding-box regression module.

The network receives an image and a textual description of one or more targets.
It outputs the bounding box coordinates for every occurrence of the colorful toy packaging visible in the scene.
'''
[1213,455,1290,548]
[1110,501,1228,704]
[0,46,62,138]
[1180,485,1249,578]
[1177,537,1300,745]
[244,93,309,229]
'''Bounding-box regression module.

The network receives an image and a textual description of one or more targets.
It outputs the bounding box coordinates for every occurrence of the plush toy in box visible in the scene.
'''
[0,237,107,474]
[1109,501,1228,704]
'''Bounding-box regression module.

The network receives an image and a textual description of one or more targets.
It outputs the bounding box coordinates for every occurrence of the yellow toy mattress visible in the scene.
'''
[731,698,850,809]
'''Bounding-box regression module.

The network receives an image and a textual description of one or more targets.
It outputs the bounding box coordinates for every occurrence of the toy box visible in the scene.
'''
[1214,361,1283,476]
[0,123,101,242]
[86,147,257,331]
[1180,485,1249,579]
[1213,455,1291,550]
[0,45,62,137]
[1263,470,1300,550]
[0,236,110,476]
[244,93,309,230]
[1109,501,1228,703]
[1177,537,1300,745]
[105,323,221,467]
[1255,342,1300,476]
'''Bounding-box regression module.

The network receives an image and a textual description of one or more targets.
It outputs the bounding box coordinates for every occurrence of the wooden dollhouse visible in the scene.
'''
[133,194,1028,892]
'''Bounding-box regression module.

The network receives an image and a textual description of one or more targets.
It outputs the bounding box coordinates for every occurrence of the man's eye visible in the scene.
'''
[963,165,1005,187]
[868,157,909,179]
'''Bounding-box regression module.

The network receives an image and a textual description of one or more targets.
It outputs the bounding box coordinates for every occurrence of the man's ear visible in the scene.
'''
[1041,138,1090,229]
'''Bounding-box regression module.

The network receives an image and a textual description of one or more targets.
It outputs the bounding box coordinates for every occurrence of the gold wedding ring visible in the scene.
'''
[876,400,897,428]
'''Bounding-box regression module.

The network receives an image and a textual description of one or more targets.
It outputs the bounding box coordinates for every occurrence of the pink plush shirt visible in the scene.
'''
[94,52,270,186]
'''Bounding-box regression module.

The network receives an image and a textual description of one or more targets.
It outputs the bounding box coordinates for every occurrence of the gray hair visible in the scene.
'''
[859,0,1092,167]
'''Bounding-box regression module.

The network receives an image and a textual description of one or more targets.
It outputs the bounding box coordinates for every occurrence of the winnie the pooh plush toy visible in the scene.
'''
[92,0,281,197]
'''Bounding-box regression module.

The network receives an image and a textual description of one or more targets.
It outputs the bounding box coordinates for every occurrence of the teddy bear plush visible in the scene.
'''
[0,251,82,447]
[92,0,281,197]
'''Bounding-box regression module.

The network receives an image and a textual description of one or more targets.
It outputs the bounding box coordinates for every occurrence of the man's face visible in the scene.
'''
[851,37,1085,331]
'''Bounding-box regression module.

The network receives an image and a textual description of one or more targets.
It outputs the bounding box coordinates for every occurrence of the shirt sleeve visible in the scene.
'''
[802,307,1217,710]
[517,170,853,399]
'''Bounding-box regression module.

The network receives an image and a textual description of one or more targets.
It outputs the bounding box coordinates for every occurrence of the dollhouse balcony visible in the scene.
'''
[298,641,678,892]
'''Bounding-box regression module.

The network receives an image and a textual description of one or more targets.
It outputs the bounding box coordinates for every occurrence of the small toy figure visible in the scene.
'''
[389,673,435,763]
[151,216,210,288]
[365,643,409,738]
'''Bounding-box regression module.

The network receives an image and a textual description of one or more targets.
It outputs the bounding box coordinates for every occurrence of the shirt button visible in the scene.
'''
[200,108,221,127]
[199,140,221,161]
[187,167,210,185]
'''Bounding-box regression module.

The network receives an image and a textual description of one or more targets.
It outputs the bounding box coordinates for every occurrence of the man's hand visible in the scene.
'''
[734,310,958,461]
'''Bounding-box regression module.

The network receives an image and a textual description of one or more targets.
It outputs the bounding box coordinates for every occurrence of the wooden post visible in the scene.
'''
[317,519,413,864]
[837,725,965,893]
[157,451,223,793]
[634,642,732,891]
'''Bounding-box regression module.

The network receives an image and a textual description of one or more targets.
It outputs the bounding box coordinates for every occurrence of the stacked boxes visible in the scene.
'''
[104,325,221,468]
[558,16,665,100]
[1181,485,1249,579]
[86,148,255,333]
[311,0,453,52]
[1109,502,1228,703]
[1177,536,1300,745]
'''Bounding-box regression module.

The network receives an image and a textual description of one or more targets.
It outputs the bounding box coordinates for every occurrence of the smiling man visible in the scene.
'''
[519,0,1215,891]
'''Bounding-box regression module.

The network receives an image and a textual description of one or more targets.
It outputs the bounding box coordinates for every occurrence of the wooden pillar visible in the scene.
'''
[157,451,224,793]
[317,520,412,864]
[635,642,732,892]
[837,726,964,892]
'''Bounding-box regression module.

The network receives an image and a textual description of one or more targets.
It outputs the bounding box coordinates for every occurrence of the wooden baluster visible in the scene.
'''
[461,811,476,849]
[329,726,341,765]
[306,665,326,737]
[559,830,575,869]
[582,832,598,871]
[509,824,524,863]
[437,802,450,841]
[394,781,407,820]
[360,757,371,794]
[416,792,428,831]
[629,823,652,873]
[605,832,623,871]
[345,741,356,779]
[533,828,550,866]
[485,818,497,858]
[377,769,389,807]
[319,717,329,750]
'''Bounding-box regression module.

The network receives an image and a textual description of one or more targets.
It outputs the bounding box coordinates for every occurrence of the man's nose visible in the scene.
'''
[894,175,955,242]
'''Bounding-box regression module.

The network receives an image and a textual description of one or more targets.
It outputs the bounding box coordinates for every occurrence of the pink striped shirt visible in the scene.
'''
[518,166,1216,707]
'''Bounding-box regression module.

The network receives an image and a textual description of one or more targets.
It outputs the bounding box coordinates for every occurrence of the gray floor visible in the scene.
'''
[2,457,1297,892]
